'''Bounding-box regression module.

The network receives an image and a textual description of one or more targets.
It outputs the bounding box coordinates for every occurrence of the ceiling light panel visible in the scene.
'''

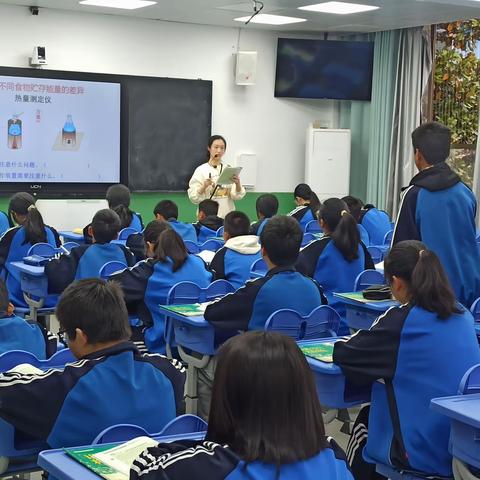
[79,0,157,10]
[234,14,307,25]
[299,2,380,15]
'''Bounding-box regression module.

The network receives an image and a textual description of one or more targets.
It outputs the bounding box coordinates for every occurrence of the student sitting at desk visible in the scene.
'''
[210,211,261,289]
[131,331,353,480]
[154,199,197,244]
[0,192,61,307]
[333,240,480,479]
[249,193,279,236]
[46,209,135,293]
[111,226,212,354]
[288,183,321,230]
[192,199,224,243]
[83,184,143,243]
[0,279,57,359]
[296,198,374,332]
[0,278,185,448]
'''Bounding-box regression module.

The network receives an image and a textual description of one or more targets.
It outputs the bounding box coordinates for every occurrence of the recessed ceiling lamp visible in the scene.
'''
[79,0,157,10]
[299,2,379,14]
[234,13,307,25]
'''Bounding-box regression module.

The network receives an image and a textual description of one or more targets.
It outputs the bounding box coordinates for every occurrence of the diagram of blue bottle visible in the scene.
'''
[62,114,76,147]
[7,114,22,150]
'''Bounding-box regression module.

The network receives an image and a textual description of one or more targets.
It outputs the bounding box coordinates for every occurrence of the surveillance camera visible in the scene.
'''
[29,6,39,15]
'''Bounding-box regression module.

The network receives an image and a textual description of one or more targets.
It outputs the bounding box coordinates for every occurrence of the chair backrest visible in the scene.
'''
[216,226,224,237]
[157,415,207,436]
[46,348,76,368]
[200,239,223,252]
[184,240,200,254]
[383,229,394,245]
[250,257,268,279]
[470,297,480,321]
[304,220,322,233]
[265,305,340,340]
[0,348,75,372]
[167,279,235,305]
[27,243,58,258]
[118,227,137,241]
[301,233,316,247]
[93,424,150,445]
[458,364,480,395]
[367,246,383,264]
[99,261,128,280]
[0,212,9,237]
[62,242,80,252]
[354,269,385,292]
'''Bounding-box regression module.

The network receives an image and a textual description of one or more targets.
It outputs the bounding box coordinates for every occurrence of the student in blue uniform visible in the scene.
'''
[193,199,224,243]
[296,198,374,330]
[333,240,480,479]
[211,211,261,289]
[131,331,353,480]
[0,278,185,448]
[249,193,279,236]
[154,200,197,243]
[83,184,143,243]
[393,122,480,308]
[288,183,321,230]
[342,196,371,246]
[46,209,135,293]
[110,226,212,353]
[0,192,60,307]
[0,279,57,359]
[359,205,391,246]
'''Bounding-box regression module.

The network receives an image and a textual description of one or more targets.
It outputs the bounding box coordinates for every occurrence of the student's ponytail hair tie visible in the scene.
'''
[27,204,36,211]
[418,249,426,258]
[341,210,348,216]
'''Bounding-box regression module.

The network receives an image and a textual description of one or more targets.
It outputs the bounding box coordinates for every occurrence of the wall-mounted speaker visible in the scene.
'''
[235,51,257,86]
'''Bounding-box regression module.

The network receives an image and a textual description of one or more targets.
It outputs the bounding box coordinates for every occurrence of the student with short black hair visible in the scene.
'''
[393,121,480,308]
[154,199,197,243]
[46,209,135,293]
[210,211,261,289]
[193,199,223,243]
[0,192,61,307]
[111,226,212,353]
[132,331,353,480]
[296,198,374,331]
[83,184,143,243]
[334,240,480,479]
[0,279,57,358]
[249,193,279,236]
[288,183,321,229]
[0,278,185,448]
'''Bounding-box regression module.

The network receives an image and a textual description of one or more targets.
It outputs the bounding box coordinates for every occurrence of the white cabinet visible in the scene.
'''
[305,126,351,200]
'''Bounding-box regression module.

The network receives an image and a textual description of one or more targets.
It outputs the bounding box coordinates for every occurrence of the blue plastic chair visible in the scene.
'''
[184,240,200,254]
[62,241,80,252]
[458,364,480,395]
[470,297,480,321]
[354,269,385,292]
[250,257,268,279]
[0,212,10,237]
[383,229,394,245]
[265,305,340,340]
[27,243,59,258]
[164,280,235,356]
[302,232,317,247]
[216,226,224,237]
[0,348,76,372]
[367,246,384,264]
[93,414,207,445]
[304,220,322,234]
[99,261,128,280]
[200,239,223,252]
[118,227,137,241]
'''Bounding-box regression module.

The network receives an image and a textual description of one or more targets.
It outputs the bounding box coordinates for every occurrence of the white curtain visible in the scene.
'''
[387,27,433,217]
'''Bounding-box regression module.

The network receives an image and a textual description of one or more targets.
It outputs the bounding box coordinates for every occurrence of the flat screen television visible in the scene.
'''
[275,38,374,101]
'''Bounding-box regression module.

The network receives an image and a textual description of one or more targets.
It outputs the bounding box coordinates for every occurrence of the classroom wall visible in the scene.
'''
[0,4,337,198]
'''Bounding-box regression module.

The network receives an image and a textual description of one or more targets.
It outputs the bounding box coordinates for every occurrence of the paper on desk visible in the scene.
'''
[8,363,43,375]
[93,436,158,476]
[161,303,211,316]
[216,166,242,185]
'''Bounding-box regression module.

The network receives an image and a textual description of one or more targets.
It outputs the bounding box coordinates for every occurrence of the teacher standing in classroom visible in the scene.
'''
[188,135,246,218]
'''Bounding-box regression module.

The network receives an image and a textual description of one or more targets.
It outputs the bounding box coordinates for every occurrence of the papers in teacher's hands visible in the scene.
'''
[216,166,242,185]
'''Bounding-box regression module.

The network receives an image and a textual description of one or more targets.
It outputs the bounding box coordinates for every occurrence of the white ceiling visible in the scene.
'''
[0,0,479,33]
